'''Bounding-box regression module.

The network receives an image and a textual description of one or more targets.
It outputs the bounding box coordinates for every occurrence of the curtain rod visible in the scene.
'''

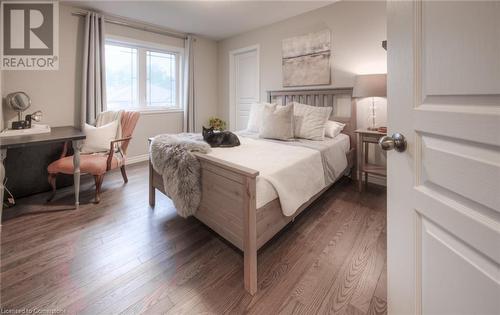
[72,11,188,40]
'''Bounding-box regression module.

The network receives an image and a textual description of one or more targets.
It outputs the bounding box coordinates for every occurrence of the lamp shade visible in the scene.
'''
[352,74,387,98]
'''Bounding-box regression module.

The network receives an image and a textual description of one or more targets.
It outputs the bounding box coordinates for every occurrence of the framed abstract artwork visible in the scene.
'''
[282,29,331,87]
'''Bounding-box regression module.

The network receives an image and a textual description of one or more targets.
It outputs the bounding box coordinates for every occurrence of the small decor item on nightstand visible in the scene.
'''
[208,117,227,131]
[353,74,387,131]
[377,126,387,133]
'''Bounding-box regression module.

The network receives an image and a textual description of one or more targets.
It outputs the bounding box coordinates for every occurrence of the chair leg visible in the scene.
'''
[47,173,57,202]
[94,175,104,203]
[120,165,128,183]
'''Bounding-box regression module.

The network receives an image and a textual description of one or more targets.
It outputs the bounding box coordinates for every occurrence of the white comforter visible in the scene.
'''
[208,137,326,216]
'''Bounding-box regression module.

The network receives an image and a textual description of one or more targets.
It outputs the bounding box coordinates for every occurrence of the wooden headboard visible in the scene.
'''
[267,88,357,149]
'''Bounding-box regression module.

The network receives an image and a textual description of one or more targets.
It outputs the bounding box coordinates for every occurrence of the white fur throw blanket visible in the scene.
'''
[150,134,211,218]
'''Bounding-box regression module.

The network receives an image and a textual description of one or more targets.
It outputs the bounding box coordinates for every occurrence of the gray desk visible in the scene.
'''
[0,126,86,220]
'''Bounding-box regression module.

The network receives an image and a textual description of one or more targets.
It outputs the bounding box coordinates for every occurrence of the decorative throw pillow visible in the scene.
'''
[247,102,275,132]
[325,120,346,138]
[259,104,294,141]
[292,102,332,140]
[81,120,119,154]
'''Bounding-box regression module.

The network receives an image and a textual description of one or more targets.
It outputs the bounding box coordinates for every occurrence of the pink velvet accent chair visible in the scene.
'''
[47,111,140,203]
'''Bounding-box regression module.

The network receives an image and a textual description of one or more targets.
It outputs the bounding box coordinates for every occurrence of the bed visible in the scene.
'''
[149,88,357,294]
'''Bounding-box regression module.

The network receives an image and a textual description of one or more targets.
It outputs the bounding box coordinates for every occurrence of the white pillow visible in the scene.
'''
[325,120,346,138]
[81,120,119,154]
[292,102,332,140]
[247,102,275,132]
[259,104,294,141]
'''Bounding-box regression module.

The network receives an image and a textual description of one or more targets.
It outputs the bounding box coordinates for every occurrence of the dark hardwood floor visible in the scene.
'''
[1,162,387,315]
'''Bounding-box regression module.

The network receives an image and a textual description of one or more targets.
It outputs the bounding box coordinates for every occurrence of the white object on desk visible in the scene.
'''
[0,124,51,138]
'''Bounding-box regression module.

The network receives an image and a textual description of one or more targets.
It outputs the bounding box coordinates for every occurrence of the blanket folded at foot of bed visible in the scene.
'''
[150,134,211,217]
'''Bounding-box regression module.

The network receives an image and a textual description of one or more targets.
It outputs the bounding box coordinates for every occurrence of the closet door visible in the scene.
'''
[229,45,260,131]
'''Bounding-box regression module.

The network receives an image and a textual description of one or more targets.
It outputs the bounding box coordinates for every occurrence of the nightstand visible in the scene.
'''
[355,129,387,191]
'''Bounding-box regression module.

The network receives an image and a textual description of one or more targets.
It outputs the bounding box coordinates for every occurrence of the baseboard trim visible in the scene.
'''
[126,154,149,165]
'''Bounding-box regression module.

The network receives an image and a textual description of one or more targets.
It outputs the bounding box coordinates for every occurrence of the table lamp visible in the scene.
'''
[353,74,387,131]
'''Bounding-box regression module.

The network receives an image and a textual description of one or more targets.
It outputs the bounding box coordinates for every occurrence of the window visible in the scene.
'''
[105,44,138,110]
[105,38,183,112]
[147,51,177,107]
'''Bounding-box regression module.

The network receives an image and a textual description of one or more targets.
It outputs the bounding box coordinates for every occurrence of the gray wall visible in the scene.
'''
[217,0,387,132]
[1,4,218,159]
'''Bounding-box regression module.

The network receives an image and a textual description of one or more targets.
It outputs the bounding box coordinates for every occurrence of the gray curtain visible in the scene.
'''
[81,12,106,128]
[183,35,195,132]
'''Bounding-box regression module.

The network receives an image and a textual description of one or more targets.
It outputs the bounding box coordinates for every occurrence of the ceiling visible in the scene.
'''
[64,1,334,40]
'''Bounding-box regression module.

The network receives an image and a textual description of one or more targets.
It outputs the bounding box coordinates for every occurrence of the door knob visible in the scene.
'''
[379,133,407,152]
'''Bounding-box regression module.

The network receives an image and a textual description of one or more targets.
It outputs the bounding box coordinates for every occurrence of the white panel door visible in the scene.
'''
[387,1,500,314]
[230,46,259,131]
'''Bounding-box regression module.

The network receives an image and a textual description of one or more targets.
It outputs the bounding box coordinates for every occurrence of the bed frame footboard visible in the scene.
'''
[149,153,260,294]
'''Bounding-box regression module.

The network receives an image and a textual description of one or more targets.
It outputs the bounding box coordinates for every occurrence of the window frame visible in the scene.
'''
[105,35,184,114]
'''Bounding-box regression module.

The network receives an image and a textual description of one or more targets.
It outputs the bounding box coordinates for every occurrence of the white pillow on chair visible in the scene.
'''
[81,120,119,154]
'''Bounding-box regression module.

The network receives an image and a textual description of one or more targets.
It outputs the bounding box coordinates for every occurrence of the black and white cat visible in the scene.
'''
[202,126,240,148]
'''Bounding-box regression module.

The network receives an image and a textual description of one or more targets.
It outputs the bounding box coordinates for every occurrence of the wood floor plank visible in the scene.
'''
[158,249,241,315]
[366,261,388,315]
[345,304,367,315]
[316,210,386,314]
[242,192,353,314]
[367,295,387,315]
[1,211,199,285]
[277,202,368,314]
[373,262,387,301]
[0,162,387,314]
[62,237,219,314]
[1,166,151,241]
[78,238,224,315]
[350,228,386,313]
[111,240,239,314]
[3,224,209,308]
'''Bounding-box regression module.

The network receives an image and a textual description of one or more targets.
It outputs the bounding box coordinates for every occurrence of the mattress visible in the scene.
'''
[253,133,350,208]
[209,132,350,211]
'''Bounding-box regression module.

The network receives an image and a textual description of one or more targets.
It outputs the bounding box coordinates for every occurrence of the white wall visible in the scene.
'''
[1,4,218,159]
